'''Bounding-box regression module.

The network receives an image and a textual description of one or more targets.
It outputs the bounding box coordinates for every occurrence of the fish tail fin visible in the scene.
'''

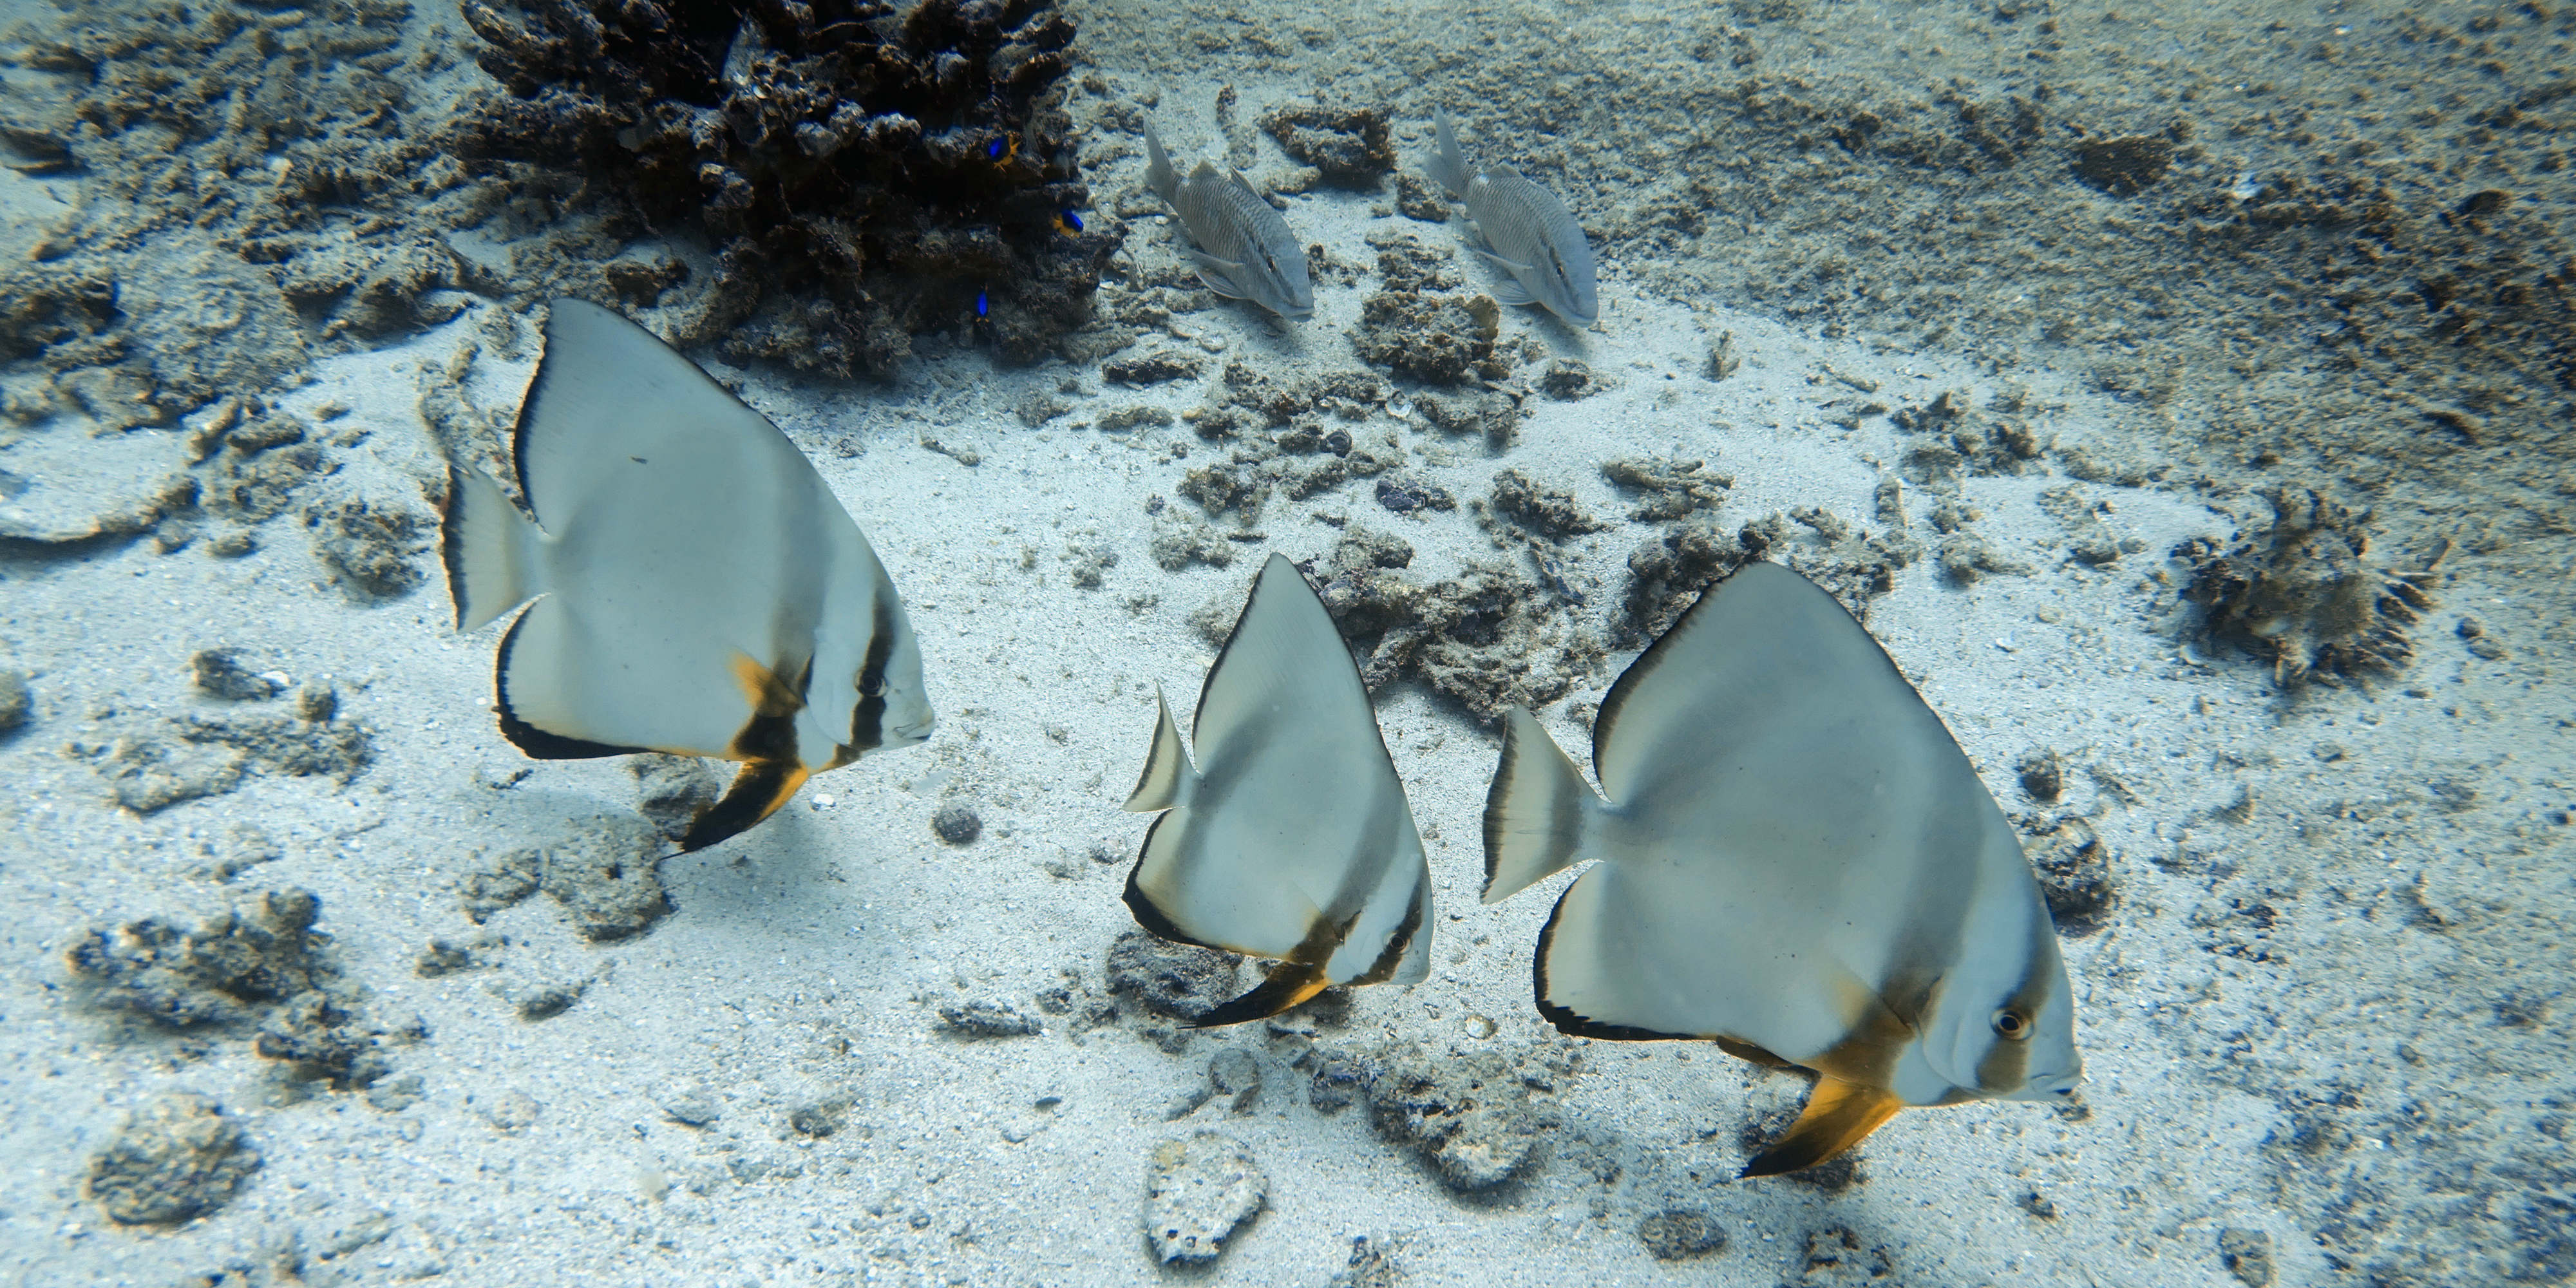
[442,463,542,632]
[1482,705,1599,904]
[1428,107,1468,198]
[1741,1076,1906,1178]
[1142,120,1179,204]
[1122,686,1199,812]
[1186,960,1334,1029]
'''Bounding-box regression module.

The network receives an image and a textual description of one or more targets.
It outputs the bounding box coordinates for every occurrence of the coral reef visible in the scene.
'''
[455,0,1117,375]
[2181,488,2438,687]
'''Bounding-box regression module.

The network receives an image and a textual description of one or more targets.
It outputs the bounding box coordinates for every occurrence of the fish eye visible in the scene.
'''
[1991,1008,2032,1041]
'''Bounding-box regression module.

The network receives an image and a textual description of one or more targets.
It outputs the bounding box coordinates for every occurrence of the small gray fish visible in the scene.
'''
[1427,108,1599,328]
[1142,121,1314,321]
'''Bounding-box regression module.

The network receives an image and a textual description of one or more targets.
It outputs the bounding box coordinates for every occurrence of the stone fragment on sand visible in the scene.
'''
[88,1093,260,1225]
[0,668,29,732]
[307,497,430,601]
[459,849,543,922]
[69,888,329,1027]
[654,1079,722,1128]
[189,649,282,701]
[0,423,198,543]
[1142,1131,1266,1265]
[1366,1047,1562,1191]
[540,814,670,942]
[1105,929,1242,1023]
[629,754,720,842]
[1638,1208,1728,1260]
[932,804,983,845]
[939,999,1041,1039]
[1258,104,1394,184]
[2219,1227,2277,1287]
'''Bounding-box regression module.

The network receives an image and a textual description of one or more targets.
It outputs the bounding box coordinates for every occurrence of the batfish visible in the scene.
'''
[1482,561,2079,1175]
[1426,107,1598,328]
[442,299,934,852]
[1122,553,1430,1025]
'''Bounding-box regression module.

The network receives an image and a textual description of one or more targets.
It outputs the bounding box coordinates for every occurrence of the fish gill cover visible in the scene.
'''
[453,0,1117,377]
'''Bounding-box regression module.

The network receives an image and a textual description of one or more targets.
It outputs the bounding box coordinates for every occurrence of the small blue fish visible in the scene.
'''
[975,290,989,318]
[986,135,1010,161]
[1057,209,1084,233]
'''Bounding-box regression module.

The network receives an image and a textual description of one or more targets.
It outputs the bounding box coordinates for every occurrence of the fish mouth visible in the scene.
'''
[2011,1071,2081,1101]
[886,717,936,745]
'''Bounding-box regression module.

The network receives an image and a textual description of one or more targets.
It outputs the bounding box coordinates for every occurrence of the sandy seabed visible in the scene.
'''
[1,1,2570,1285]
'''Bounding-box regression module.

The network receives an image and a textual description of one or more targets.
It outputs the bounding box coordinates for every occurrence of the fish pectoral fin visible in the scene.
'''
[1470,250,1539,305]
[1185,251,1250,299]
[1186,958,1334,1030]
[679,759,811,853]
[1741,1076,1906,1178]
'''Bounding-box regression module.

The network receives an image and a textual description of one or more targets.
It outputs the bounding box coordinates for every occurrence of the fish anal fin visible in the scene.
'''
[1715,1035,1797,1069]
[1186,960,1333,1029]
[1741,1076,1905,1179]
[679,759,810,853]
[494,608,654,760]
[1123,687,1198,812]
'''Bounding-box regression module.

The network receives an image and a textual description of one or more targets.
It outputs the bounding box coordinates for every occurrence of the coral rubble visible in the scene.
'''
[455,0,1117,375]
[2182,488,2438,687]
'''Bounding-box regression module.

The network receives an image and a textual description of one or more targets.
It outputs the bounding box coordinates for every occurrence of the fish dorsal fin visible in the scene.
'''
[1124,554,1432,1013]
[1741,1075,1907,1177]
[1124,685,1198,812]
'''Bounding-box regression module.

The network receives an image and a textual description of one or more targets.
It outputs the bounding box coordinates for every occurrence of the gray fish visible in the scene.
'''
[1482,562,2078,1176]
[443,299,934,852]
[1427,108,1599,328]
[1123,553,1430,1025]
[1142,121,1314,321]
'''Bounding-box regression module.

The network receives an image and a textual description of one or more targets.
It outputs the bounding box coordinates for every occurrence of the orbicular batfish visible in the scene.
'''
[442,299,933,851]
[1482,561,2079,1175]
[1123,553,1430,1025]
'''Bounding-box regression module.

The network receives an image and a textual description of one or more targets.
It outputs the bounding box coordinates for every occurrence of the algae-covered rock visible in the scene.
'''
[88,1093,260,1225]
[1141,1131,1265,1265]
